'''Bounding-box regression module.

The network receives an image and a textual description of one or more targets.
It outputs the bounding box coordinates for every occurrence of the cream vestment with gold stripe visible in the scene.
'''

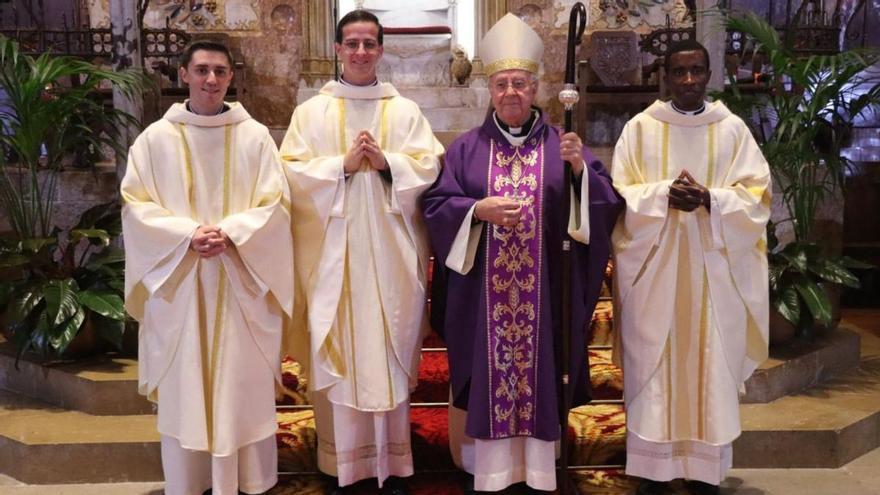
[611,100,770,485]
[280,81,442,486]
[122,102,293,463]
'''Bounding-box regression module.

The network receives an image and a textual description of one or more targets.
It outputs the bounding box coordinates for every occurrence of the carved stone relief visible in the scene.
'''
[143,0,261,32]
[591,0,691,32]
[87,0,110,28]
[588,30,639,86]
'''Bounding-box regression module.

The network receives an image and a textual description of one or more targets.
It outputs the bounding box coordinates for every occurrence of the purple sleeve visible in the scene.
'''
[421,139,480,265]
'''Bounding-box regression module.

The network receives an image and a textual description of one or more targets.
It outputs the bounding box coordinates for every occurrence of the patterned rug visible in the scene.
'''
[273,277,630,493]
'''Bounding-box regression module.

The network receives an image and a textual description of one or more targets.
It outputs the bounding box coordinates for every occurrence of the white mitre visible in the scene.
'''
[480,12,544,76]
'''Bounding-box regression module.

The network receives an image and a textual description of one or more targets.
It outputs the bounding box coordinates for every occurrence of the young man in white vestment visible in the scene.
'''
[611,40,771,495]
[280,9,443,495]
[121,40,293,495]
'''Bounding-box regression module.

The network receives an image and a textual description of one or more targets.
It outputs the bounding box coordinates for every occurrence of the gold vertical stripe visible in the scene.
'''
[195,263,211,446]
[222,125,232,216]
[334,94,351,398]
[486,139,496,438]
[707,123,716,185]
[697,268,709,439]
[206,266,227,451]
[661,122,670,180]
[635,123,644,178]
[379,286,395,409]
[337,98,347,154]
[323,334,345,376]
[204,125,233,451]
[665,339,672,440]
[177,123,195,207]
[699,123,716,440]
[343,248,359,408]
[379,99,390,150]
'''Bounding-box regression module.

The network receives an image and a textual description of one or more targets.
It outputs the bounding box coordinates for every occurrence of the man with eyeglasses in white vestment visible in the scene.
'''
[280,9,443,495]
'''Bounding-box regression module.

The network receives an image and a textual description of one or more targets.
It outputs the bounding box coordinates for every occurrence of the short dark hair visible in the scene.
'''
[180,40,234,69]
[335,10,383,45]
[664,39,710,73]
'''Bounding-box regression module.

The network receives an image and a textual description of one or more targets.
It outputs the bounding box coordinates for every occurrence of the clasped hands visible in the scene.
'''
[344,130,387,174]
[473,132,585,227]
[668,170,711,212]
[190,225,231,258]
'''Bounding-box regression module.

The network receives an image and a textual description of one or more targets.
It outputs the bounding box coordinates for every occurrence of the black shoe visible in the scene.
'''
[684,480,720,495]
[323,476,346,495]
[513,481,556,494]
[381,476,409,495]
[462,474,478,495]
[636,479,674,495]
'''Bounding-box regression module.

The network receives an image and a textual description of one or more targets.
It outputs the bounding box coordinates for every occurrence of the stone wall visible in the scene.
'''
[85,1,694,129]
[508,1,691,150]
[0,163,118,234]
[89,0,306,127]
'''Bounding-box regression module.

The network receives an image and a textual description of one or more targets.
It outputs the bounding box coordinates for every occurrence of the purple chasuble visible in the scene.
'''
[422,110,624,441]
[485,137,544,438]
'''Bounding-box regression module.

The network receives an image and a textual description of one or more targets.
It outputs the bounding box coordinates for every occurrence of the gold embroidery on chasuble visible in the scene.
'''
[485,138,544,438]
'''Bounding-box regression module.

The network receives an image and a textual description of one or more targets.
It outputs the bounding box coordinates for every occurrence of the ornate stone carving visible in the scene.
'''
[270,4,295,33]
[591,0,692,33]
[142,0,261,32]
[588,30,639,86]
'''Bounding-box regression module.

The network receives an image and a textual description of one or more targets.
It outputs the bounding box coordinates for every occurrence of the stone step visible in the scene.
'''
[3,315,876,485]
[742,326,861,404]
[734,323,880,468]
[0,389,161,484]
[0,387,620,484]
[0,340,152,416]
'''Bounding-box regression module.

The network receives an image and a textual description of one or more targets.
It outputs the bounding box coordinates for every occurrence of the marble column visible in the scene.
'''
[110,0,143,182]
[696,0,725,91]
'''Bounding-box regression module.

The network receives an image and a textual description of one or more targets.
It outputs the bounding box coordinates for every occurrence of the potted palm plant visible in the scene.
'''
[0,36,149,360]
[718,12,878,343]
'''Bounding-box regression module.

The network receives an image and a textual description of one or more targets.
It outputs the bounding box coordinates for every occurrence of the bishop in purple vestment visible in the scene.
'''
[420,13,623,494]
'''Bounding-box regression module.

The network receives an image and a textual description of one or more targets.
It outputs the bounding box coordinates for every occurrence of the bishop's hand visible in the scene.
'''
[558,131,585,177]
[475,196,522,227]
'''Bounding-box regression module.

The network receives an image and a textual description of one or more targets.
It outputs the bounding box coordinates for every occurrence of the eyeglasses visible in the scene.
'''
[341,39,380,53]
[491,78,533,94]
